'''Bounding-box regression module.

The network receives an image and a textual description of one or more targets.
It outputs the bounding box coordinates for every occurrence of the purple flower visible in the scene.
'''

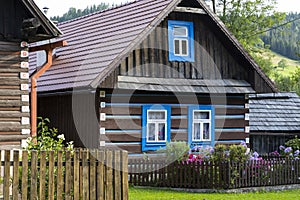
[240,141,247,148]
[279,145,285,150]
[253,152,259,158]
[294,150,300,156]
[284,147,292,153]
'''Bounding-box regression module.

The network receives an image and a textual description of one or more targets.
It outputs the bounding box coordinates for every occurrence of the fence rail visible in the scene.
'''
[128,158,300,189]
[0,149,128,200]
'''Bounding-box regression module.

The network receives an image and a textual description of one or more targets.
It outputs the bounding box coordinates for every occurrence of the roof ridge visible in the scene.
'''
[58,0,139,25]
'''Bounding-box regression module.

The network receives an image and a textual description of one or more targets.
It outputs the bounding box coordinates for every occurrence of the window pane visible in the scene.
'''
[194,111,210,119]
[181,40,188,55]
[203,123,210,140]
[148,111,165,120]
[158,123,166,141]
[147,123,155,141]
[193,123,201,140]
[174,26,187,36]
[174,40,180,55]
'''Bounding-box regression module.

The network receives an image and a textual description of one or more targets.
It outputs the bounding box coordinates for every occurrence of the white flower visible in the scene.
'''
[57,134,65,140]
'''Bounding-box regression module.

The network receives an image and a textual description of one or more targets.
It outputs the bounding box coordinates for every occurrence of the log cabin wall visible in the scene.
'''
[118,12,251,84]
[99,89,249,154]
[0,41,30,147]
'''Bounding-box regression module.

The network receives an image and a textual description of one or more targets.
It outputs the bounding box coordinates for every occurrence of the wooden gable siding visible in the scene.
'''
[0,0,30,41]
[99,89,249,154]
[0,41,30,146]
[117,12,249,84]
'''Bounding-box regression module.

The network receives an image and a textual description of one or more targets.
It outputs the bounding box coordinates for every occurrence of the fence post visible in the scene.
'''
[22,151,28,200]
[12,150,19,200]
[57,151,64,200]
[39,151,46,200]
[225,161,231,189]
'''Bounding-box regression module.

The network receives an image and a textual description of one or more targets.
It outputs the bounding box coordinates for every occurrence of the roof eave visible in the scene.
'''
[21,0,63,39]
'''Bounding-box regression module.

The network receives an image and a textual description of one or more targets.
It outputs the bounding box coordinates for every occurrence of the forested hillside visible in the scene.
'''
[261,13,300,60]
[50,3,110,23]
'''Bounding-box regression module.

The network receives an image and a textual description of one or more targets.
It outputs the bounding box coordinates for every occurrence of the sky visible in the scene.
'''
[34,0,299,17]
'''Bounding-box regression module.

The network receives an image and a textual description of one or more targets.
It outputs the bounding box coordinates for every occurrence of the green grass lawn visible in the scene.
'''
[261,50,300,77]
[129,187,300,200]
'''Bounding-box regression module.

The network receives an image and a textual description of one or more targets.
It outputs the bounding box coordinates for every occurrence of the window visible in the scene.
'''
[142,105,171,151]
[168,20,194,62]
[188,106,214,147]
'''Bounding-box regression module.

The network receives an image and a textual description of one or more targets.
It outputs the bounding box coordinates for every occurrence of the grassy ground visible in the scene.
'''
[129,187,300,200]
[261,50,300,76]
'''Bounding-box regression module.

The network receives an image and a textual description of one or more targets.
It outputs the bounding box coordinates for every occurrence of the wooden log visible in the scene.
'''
[0,134,30,142]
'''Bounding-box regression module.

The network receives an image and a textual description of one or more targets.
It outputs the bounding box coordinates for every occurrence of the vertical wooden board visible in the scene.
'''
[90,150,97,200]
[3,150,10,200]
[48,151,54,200]
[127,52,134,76]
[56,151,63,200]
[106,151,113,200]
[79,149,83,198]
[82,150,89,200]
[22,151,28,200]
[39,151,46,200]
[65,151,72,200]
[114,151,121,200]
[12,150,19,200]
[73,150,80,200]
[30,151,38,200]
[97,151,105,200]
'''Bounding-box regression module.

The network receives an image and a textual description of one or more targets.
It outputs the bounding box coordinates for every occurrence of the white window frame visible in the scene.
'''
[146,110,167,143]
[173,26,189,56]
[192,110,211,142]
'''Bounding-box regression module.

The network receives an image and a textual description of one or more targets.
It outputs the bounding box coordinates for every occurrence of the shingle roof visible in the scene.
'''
[249,92,300,132]
[29,0,276,93]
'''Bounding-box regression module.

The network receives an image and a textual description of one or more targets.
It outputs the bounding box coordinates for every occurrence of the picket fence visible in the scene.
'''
[128,158,300,189]
[0,149,128,200]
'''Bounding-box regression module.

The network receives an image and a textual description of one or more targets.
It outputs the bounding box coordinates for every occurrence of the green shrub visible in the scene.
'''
[157,141,190,162]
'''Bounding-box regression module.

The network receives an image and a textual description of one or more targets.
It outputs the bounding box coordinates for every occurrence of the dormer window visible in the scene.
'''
[168,20,194,62]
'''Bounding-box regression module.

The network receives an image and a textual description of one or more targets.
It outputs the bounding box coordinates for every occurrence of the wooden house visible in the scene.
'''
[0,0,61,149]
[30,0,277,153]
[249,92,300,154]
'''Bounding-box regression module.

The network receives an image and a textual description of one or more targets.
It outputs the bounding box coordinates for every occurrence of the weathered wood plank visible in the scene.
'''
[48,151,55,200]
[30,151,38,200]
[22,151,28,200]
[57,151,64,200]
[12,151,19,200]
[3,150,10,200]
[106,151,113,200]
[65,151,72,200]
[39,151,46,200]
[121,151,129,200]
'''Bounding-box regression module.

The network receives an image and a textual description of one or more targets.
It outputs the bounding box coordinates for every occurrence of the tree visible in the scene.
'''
[205,0,285,50]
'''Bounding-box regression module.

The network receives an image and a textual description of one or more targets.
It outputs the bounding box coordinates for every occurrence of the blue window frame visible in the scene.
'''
[142,105,171,151]
[168,20,194,62]
[188,105,215,147]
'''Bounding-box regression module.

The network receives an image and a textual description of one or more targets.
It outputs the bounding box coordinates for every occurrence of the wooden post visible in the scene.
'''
[73,150,80,200]
[22,151,28,200]
[48,151,55,200]
[30,151,38,200]
[12,151,19,200]
[39,151,46,200]
[57,151,63,200]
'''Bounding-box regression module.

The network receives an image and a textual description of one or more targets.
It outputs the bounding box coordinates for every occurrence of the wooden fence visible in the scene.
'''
[0,149,128,200]
[128,158,300,189]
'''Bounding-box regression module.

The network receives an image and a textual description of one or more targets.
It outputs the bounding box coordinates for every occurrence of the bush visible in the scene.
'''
[157,141,190,162]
